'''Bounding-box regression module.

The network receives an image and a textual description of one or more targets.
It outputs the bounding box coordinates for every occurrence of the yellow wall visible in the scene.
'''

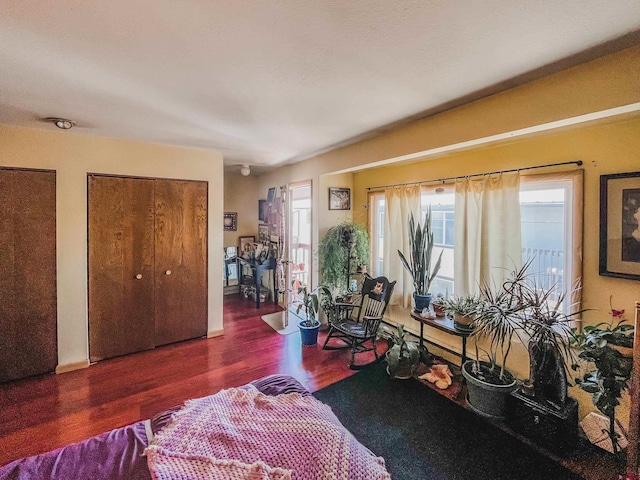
[0,124,225,371]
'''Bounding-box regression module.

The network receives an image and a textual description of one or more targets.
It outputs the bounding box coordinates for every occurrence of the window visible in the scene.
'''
[369,172,581,315]
[520,178,576,314]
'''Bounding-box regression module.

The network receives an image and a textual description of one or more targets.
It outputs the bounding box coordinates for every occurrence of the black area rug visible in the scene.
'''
[314,362,583,480]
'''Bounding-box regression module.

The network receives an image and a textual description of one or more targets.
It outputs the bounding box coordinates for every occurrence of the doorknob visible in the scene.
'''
[135,274,143,280]
[165,270,172,275]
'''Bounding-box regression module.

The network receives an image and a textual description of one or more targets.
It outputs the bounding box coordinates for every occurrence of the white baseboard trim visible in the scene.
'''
[55,359,90,374]
[207,329,224,338]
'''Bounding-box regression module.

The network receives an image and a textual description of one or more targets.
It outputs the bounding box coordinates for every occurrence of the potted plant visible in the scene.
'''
[397,208,443,313]
[382,324,420,379]
[463,259,586,419]
[571,302,634,455]
[318,222,369,294]
[441,294,482,331]
[461,264,529,418]
[296,284,332,346]
[431,293,446,317]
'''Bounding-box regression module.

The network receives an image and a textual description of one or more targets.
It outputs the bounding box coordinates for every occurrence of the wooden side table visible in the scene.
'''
[410,312,472,365]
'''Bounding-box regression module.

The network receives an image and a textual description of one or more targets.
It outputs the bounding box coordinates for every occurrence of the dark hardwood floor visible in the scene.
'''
[0,295,382,466]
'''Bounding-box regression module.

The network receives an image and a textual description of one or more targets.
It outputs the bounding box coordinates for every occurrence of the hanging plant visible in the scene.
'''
[318,222,369,293]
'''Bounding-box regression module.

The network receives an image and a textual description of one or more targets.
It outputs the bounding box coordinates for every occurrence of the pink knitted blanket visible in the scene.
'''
[145,387,390,480]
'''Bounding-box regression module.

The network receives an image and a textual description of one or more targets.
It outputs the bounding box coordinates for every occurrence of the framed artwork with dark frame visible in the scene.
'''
[239,235,255,256]
[223,212,237,231]
[329,187,351,210]
[599,171,640,280]
[258,199,267,222]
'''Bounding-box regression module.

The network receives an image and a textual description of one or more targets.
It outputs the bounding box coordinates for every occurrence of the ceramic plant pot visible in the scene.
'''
[453,313,474,332]
[462,360,518,419]
[299,320,320,346]
[413,293,433,313]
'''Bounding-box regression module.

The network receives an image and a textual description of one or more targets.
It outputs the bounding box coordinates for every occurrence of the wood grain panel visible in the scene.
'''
[88,176,155,361]
[0,168,57,382]
[154,180,207,346]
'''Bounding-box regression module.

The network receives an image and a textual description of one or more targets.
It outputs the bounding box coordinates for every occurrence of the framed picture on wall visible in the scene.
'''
[258,224,269,243]
[223,212,237,231]
[329,187,351,210]
[267,187,276,203]
[600,171,640,280]
[258,199,267,222]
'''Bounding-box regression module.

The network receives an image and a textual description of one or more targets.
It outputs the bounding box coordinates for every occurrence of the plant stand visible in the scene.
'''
[507,388,579,454]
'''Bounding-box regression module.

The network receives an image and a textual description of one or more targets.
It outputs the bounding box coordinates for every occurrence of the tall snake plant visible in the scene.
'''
[397,208,443,296]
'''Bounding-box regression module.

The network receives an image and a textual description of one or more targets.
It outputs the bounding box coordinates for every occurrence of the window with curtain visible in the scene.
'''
[369,170,583,315]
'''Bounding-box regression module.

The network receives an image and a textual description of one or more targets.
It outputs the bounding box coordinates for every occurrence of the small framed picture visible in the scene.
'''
[329,187,351,210]
[239,236,255,256]
[258,199,267,222]
[223,212,237,231]
[258,223,269,243]
[600,171,640,280]
[267,187,276,203]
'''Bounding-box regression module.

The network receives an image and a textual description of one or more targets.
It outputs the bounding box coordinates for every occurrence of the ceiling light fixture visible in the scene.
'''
[240,164,251,176]
[45,117,76,130]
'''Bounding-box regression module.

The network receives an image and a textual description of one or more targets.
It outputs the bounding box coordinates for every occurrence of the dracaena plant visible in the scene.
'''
[397,208,443,296]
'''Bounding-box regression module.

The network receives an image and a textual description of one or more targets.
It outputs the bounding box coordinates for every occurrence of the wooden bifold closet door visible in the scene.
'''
[0,168,57,382]
[88,175,207,362]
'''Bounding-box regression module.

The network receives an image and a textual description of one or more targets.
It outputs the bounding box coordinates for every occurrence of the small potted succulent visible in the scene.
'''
[383,324,420,379]
[441,294,482,331]
[431,293,446,317]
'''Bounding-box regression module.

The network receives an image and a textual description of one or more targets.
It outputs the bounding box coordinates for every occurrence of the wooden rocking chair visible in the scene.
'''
[322,275,396,369]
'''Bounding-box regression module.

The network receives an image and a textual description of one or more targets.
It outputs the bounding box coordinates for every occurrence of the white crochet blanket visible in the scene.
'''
[145,387,390,480]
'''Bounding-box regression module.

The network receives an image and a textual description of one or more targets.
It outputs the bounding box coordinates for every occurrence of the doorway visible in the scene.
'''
[288,181,312,314]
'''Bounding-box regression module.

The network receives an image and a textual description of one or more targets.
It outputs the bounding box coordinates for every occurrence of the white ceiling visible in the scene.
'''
[1,1,639,169]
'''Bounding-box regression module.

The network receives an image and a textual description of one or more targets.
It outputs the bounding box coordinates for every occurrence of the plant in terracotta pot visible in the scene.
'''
[397,208,443,313]
[571,301,634,455]
[382,324,420,379]
[431,293,447,317]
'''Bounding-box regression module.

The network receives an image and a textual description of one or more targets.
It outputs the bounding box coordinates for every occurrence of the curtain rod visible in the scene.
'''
[366,160,583,191]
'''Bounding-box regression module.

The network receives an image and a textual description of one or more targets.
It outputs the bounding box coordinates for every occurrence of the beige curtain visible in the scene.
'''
[454,172,522,295]
[383,185,421,307]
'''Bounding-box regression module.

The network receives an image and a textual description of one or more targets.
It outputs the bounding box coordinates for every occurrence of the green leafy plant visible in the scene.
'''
[441,294,482,317]
[382,324,420,378]
[571,302,634,454]
[318,222,369,293]
[295,284,333,327]
[397,208,443,296]
[470,258,582,386]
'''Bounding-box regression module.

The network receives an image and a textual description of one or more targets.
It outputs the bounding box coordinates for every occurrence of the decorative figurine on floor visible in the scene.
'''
[419,364,452,390]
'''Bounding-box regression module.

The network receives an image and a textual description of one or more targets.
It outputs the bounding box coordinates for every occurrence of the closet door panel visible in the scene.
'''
[88,176,155,361]
[154,180,207,346]
[0,169,57,382]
